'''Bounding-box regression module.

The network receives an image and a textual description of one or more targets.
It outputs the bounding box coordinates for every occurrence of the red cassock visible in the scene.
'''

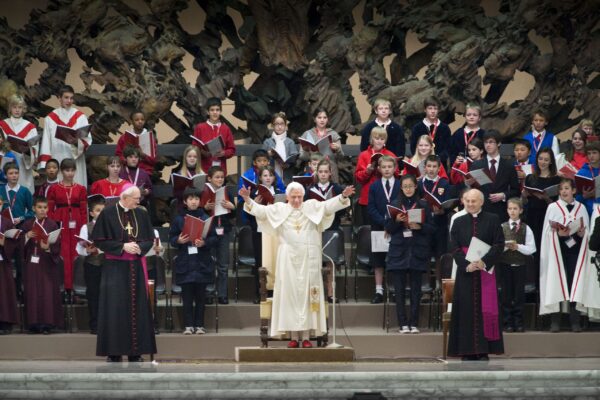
[89,178,128,197]
[47,183,88,290]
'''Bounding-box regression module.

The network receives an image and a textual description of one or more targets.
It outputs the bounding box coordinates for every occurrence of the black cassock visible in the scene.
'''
[448,211,505,357]
[91,203,156,357]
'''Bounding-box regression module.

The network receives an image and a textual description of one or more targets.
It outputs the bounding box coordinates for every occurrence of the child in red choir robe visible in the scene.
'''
[90,156,128,200]
[115,111,157,174]
[449,137,484,185]
[35,158,59,198]
[47,158,87,292]
[22,197,62,334]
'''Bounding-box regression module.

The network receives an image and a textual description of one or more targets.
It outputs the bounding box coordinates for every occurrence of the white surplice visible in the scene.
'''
[40,107,91,186]
[245,194,350,337]
[0,117,38,191]
[539,199,599,318]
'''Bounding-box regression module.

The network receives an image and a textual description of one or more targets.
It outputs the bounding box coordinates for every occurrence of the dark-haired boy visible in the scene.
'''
[410,98,451,168]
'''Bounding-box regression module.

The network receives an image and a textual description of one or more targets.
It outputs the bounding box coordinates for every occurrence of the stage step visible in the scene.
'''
[0,359,598,399]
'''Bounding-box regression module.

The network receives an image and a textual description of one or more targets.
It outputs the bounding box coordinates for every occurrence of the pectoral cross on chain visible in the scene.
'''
[125,222,134,236]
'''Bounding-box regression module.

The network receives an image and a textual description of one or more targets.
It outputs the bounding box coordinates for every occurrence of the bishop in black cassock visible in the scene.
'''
[448,189,505,360]
[90,186,156,362]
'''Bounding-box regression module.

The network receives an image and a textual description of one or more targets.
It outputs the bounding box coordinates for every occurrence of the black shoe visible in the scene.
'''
[106,356,122,363]
[218,297,229,305]
[128,355,144,362]
[477,354,490,361]
[42,328,51,335]
[461,355,478,361]
[90,329,97,335]
[205,297,214,305]
[154,327,160,335]
[504,326,514,333]
[515,326,524,333]
[371,293,383,304]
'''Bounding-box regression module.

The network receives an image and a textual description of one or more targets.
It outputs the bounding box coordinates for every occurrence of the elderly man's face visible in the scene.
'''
[464,190,484,215]
[287,189,304,209]
[122,188,142,209]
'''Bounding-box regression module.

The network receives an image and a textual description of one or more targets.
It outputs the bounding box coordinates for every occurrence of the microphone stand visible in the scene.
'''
[323,233,343,349]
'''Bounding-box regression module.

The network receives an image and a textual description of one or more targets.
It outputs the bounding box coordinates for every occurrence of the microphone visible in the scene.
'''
[323,232,339,251]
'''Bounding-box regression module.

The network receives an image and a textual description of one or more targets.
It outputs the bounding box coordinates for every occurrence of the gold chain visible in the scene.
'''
[116,206,139,238]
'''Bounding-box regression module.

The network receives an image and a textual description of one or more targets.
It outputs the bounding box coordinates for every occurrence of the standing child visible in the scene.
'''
[192,97,236,175]
[450,137,484,185]
[90,156,128,199]
[0,95,39,192]
[35,158,59,198]
[263,112,299,184]
[575,141,600,216]
[404,135,448,180]
[540,179,588,332]
[385,174,435,333]
[523,110,560,163]
[579,119,594,138]
[449,103,485,165]
[47,158,88,292]
[556,129,588,173]
[119,145,152,208]
[116,110,158,174]
[202,166,236,304]
[75,198,105,334]
[498,198,536,332]
[237,149,285,199]
[299,108,344,182]
[170,187,218,335]
[0,196,18,334]
[410,97,451,168]
[22,197,62,334]
[360,98,405,160]
[0,162,34,226]
[366,155,401,303]
[304,153,322,177]
[176,145,204,177]
[513,139,532,188]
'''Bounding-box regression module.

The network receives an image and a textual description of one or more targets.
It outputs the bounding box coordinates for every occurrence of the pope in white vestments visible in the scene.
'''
[240,182,354,348]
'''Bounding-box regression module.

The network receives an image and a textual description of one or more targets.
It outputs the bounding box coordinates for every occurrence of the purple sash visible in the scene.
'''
[462,246,500,341]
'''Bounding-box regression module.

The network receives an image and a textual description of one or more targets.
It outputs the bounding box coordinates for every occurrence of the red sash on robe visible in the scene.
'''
[0,120,36,138]
[47,110,84,128]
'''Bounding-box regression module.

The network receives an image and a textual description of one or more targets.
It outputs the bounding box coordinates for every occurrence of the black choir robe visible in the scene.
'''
[0,216,19,326]
[91,203,156,357]
[448,211,505,357]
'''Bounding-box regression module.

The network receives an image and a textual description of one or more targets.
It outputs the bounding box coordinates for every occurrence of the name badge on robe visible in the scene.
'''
[403,229,413,238]
[188,245,198,255]
[216,227,224,236]
[68,220,77,229]
[212,160,221,167]
[565,236,576,248]
[31,255,40,264]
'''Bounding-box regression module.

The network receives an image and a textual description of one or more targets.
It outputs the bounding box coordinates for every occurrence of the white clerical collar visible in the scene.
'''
[423,118,438,128]
[470,210,481,217]
[118,201,130,212]
[207,120,221,128]
[375,118,391,128]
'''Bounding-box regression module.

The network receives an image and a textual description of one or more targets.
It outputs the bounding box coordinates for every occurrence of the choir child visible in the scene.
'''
[522,148,560,282]
[299,108,344,182]
[115,111,157,174]
[237,149,285,199]
[170,187,218,335]
[75,198,105,334]
[308,159,344,302]
[410,97,451,168]
[192,97,236,175]
[47,158,88,292]
[468,130,519,222]
[449,103,485,165]
[34,158,59,198]
[90,156,128,199]
[403,135,448,180]
[0,95,38,191]
[498,198,536,332]
[202,166,236,304]
[523,110,560,163]
[360,98,405,160]
[22,196,62,334]
[262,112,299,184]
[355,127,398,226]
[386,174,434,333]
[0,162,34,226]
[367,155,401,304]
[579,119,594,138]
[304,153,322,176]
[39,85,92,186]
[540,179,589,332]
[450,137,484,185]
[448,189,504,360]
[119,145,152,207]
[513,139,532,186]
[556,128,588,173]
[575,141,600,216]
[0,196,18,335]
[418,155,451,261]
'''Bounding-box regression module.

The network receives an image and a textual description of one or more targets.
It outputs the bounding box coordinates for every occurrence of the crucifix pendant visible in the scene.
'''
[125,222,134,236]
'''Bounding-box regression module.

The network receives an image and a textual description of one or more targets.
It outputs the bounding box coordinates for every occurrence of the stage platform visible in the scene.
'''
[0,359,598,399]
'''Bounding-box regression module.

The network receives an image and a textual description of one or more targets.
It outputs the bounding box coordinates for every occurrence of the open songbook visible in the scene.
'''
[122,130,156,158]
[201,183,230,216]
[515,164,533,176]
[270,147,297,164]
[523,184,559,198]
[30,221,61,244]
[298,134,333,155]
[190,135,225,156]
[182,215,213,242]
[308,186,333,201]
[256,185,286,205]
[549,217,583,236]
[292,175,314,187]
[574,174,600,198]
[0,228,22,239]
[386,205,425,224]
[402,159,424,178]
[453,168,492,186]
[422,192,459,210]
[55,124,91,145]
[5,134,40,154]
[171,173,206,198]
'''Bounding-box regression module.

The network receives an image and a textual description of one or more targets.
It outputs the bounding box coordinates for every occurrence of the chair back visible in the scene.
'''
[72,256,87,297]
[355,225,371,267]
[236,225,256,267]
[323,229,345,265]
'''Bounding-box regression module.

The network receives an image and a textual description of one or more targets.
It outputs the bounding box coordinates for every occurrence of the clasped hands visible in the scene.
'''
[466,260,485,273]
